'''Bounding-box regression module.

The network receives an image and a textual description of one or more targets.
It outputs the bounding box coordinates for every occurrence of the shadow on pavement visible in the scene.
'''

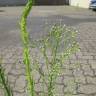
[0,10,5,12]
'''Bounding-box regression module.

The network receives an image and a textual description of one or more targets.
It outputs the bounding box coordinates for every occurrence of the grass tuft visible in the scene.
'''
[0,57,13,96]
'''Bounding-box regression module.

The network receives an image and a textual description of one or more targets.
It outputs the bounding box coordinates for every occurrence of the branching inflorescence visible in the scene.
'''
[32,24,79,96]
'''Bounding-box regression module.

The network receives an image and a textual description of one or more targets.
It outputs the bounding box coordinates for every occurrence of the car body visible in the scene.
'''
[89,0,96,10]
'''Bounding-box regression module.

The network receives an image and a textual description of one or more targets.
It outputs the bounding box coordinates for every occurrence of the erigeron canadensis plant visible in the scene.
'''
[20,0,35,96]
[0,57,13,96]
[31,24,79,96]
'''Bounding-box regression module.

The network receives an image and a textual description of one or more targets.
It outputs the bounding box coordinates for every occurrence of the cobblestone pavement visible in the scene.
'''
[0,6,96,96]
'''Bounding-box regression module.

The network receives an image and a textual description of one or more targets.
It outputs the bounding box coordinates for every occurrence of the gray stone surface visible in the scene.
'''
[78,84,96,94]
[14,75,26,92]
[0,6,96,96]
[0,0,27,6]
[86,76,96,85]
[89,60,96,69]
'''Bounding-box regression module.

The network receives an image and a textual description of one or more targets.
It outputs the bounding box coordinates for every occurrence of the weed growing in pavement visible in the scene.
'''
[31,24,79,96]
[0,57,13,96]
[20,0,35,96]
[0,0,79,95]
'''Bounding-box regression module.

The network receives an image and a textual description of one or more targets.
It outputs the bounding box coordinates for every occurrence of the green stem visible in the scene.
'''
[20,0,33,47]
[48,40,59,96]
[0,64,13,96]
[20,0,34,96]
[48,75,53,96]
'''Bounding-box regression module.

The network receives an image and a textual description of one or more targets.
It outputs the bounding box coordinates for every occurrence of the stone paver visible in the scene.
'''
[0,6,96,96]
[14,75,26,93]
[78,84,96,95]
[86,76,96,85]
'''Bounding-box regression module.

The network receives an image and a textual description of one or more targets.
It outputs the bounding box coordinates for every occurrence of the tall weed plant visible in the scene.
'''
[0,0,79,95]
[20,0,35,96]
[31,24,79,96]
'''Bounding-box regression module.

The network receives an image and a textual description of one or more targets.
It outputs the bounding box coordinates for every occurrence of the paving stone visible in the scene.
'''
[73,69,86,84]
[15,48,23,56]
[62,59,70,68]
[79,45,87,53]
[63,76,75,85]
[62,63,70,69]
[78,84,96,94]
[13,92,27,96]
[73,94,87,96]
[75,51,83,57]
[0,48,10,57]
[70,59,88,65]
[86,76,96,84]
[35,83,47,92]
[0,89,4,96]
[82,64,94,76]
[69,63,81,69]
[32,70,40,84]
[4,63,13,74]
[75,76,86,84]
[20,92,27,96]
[4,52,14,59]
[60,68,73,76]
[64,94,87,96]
[8,74,17,83]
[3,58,16,64]
[77,56,93,60]
[70,54,77,60]
[94,70,96,76]
[41,64,50,75]
[39,92,48,96]
[39,75,49,84]
[83,52,96,56]
[55,76,63,84]
[89,60,96,69]
[64,81,77,94]
[94,56,96,60]
[10,68,25,75]
[54,85,64,95]
[14,75,26,92]
[15,61,25,70]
